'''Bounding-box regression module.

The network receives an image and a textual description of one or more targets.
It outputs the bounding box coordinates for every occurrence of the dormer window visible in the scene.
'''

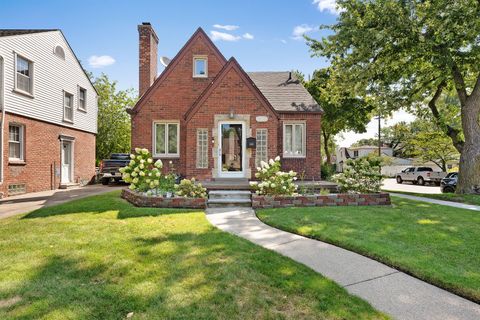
[193,56,207,78]
[54,45,65,60]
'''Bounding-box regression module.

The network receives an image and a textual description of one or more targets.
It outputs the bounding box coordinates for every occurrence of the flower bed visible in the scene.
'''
[252,193,391,209]
[121,189,206,209]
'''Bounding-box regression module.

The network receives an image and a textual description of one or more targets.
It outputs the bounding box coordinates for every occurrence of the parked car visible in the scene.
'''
[395,167,447,186]
[440,172,458,193]
[99,153,130,185]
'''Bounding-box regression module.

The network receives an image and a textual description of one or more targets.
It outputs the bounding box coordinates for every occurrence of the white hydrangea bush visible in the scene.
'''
[174,178,207,199]
[332,158,383,194]
[119,148,163,193]
[250,156,298,196]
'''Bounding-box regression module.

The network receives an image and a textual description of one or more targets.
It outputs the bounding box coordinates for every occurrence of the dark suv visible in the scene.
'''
[440,172,458,193]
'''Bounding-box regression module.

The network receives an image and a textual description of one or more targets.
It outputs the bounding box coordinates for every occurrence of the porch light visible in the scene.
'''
[229,107,235,119]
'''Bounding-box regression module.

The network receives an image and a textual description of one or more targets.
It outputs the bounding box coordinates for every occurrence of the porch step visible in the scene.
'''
[207,189,252,207]
[202,179,251,191]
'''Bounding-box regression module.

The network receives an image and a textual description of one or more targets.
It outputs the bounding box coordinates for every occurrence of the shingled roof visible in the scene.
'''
[0,29,58,37]
[247,71,322,112]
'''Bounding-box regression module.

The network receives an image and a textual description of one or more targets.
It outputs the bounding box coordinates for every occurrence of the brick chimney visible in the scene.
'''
[138,22,159,97]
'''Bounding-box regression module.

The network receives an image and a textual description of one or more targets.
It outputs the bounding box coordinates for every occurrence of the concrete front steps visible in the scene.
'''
[207,190,252,208]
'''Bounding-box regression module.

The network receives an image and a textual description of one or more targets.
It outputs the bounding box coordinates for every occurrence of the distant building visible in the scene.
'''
[336,146,393,172]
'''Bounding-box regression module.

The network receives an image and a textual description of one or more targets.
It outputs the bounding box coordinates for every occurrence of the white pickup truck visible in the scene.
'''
[396,167,447,186]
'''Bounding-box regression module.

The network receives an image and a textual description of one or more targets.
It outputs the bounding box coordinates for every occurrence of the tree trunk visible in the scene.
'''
[322,129,331,164]
[456,95,480,194]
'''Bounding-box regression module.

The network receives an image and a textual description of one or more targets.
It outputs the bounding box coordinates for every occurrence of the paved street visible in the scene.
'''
[382,178,442,194]
[0,184,124,219]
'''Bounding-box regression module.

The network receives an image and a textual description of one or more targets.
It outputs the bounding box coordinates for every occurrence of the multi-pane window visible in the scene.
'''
[193,56,207,77]
[154,122,179,157]
[283,123,305,157]
[196,129,208,168]
[8,124,24,160]
[255,129,268,167]
[78,87,86,111]
[16,55,32,94]
[64,91,74,122]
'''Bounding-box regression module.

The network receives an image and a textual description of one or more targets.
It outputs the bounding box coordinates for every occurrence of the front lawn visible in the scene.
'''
[0,191,387,319]
[257,197,480,303]
[382,190,480,206]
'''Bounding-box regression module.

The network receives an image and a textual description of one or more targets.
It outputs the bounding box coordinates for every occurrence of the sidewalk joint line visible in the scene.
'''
[343,271,400,288]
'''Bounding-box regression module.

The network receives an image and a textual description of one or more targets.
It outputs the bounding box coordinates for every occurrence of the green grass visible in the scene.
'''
[257,197,480,303]
[0,191,387,320]
[382,190,480,206]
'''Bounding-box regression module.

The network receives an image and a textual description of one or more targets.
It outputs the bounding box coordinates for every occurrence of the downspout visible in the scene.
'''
[0,56,4,184]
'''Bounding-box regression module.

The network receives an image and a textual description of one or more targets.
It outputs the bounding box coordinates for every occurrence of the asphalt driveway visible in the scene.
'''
[0,184,124,219]
[382,178,441,194]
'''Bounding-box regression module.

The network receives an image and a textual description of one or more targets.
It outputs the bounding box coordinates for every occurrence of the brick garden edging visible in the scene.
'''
[121,189,206,209]
[252,193,391,209]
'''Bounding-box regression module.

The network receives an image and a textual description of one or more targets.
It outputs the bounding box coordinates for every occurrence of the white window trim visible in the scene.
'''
[8,123,24,162]
[152,121,180,158]
[196,128,208,169]
[63,90,74,123]
[193,55,208,78]
[77,86,87,112]
[283,121,306,158]
[13,52,34,97]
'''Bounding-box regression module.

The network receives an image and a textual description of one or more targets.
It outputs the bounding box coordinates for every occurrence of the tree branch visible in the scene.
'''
[451,62,468,106]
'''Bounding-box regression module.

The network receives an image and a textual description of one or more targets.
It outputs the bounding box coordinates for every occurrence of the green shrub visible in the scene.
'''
[321,163,336,180]
[250,157,298,196]
[174,178,207,198]
[120,148,163,193]
[332,157,383,193]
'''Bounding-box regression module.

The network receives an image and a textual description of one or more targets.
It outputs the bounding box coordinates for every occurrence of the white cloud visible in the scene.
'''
[242,32,254,40]
[291,24,316,40]
[337,110,416,148]
[281,39,287,44]
[88,55,115,68]
[312,0,343,15]
[213,24,239,31]
[210,30,241,42]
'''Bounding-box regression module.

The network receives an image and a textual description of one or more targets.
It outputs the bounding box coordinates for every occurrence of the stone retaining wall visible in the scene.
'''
[121,189,206,209]
[252,193,391,209]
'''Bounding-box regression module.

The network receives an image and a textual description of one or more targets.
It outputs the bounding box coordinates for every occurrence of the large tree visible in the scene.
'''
[94,74,136,162]
[304,68,374,163]
[307,0,480,194]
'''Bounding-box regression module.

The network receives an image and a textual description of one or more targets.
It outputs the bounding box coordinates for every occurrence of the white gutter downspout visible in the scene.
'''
[0,56,4,184]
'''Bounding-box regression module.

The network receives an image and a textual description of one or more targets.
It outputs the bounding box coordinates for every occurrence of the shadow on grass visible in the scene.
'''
[22,192,197,220]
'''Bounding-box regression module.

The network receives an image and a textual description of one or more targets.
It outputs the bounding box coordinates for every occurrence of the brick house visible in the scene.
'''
[130,23,322,182]
[0,30,97,197]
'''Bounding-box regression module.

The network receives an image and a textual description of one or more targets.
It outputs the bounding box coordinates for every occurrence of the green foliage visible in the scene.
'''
[332,158,383,193]
[320,163,336,180]
[250,157,298,196]
[94,73,136,162]
[120,148,163,193]
[174,178,207,198]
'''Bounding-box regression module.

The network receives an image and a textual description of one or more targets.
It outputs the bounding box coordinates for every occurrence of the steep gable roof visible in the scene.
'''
[247,72,322,113]
[185,57,279,122]
[129,27,227,114]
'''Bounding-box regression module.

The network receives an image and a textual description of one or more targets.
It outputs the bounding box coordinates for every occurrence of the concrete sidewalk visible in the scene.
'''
[206,207,480,320]
[391,193,480,211]
[0,185,124,219]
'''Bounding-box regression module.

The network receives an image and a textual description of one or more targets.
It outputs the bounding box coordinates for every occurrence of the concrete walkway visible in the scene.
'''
[391,193,480,211]
[206,207,480,320]
[0,185,124,219]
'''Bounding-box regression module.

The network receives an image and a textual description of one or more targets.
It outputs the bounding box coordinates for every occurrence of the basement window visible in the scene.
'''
[8,183,26,195]
[193,56,207,78]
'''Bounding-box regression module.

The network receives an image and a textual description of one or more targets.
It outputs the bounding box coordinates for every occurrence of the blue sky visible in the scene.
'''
[1,0,414,146]
[1,0,339,91]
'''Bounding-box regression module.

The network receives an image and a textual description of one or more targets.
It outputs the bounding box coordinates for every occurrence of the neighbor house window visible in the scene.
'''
[15,54,33,95]
[193,56,207,77]
[153,121,179,157]
[196,128,208,168]
[63,91,74,122]
[8,124,24,161]
[255,129,268,167]
[353,150,359,157]
[283,122,305,157]
[78,87,86,111]
[54,45,65,60]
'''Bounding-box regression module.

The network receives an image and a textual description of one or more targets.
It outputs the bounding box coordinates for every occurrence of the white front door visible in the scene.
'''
[61,141,72,184]
[218,121,246,178]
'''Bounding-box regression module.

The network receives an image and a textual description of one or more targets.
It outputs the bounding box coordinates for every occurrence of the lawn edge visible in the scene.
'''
[381,189,480,206]
[254,207,480,305]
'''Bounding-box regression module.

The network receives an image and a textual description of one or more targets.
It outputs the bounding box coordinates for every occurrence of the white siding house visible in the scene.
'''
[0,29,98,196]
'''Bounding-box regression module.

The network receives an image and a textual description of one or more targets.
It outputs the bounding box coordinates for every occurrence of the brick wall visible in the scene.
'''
[121,188,206,209]
[1,112,96,197]
[252,193,391,209]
